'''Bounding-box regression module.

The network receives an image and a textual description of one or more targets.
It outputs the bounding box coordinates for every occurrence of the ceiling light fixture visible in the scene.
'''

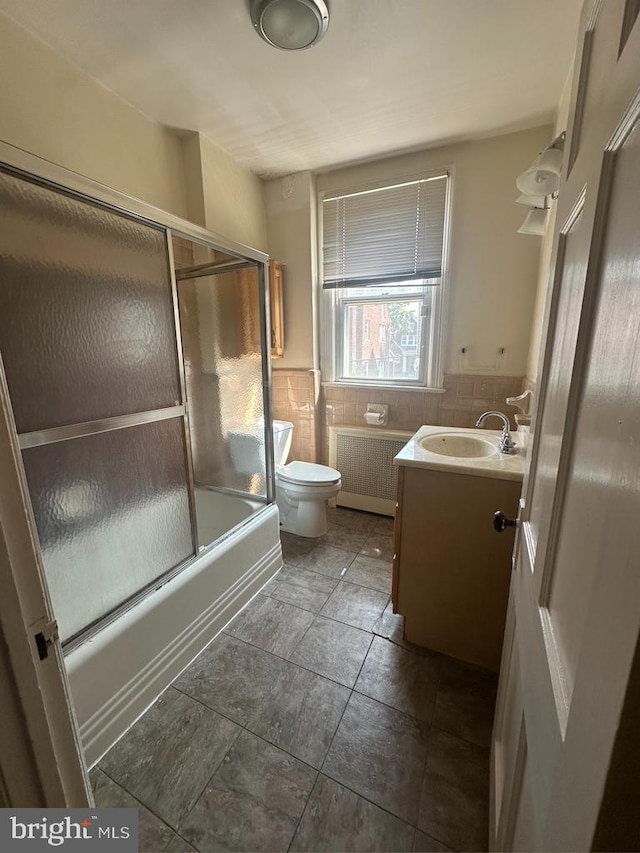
[250,0,329,50]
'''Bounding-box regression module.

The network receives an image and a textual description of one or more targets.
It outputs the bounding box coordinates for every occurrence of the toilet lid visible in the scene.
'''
[277,461,341,486]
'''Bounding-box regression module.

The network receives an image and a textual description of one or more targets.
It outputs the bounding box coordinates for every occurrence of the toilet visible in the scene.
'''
[272,420,341,538]
[228,419,341,537]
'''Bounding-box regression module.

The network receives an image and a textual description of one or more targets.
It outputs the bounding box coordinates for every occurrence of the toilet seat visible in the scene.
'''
[277,460,341,486]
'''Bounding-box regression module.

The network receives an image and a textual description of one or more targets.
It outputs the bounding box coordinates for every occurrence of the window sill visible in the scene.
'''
[321,381,446,394]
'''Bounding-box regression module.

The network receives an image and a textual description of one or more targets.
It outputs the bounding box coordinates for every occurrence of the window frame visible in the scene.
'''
[335,286,434,386]
[318,166,453,390]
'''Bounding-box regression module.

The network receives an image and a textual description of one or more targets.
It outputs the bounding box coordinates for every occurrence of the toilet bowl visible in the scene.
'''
[228,419,341,537]
[274,421,341,537]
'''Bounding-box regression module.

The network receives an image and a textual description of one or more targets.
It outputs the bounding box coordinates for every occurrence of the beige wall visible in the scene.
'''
[180,133,207,227]
[0,13,188,218]
[198,134,267,252]
[180,131,268,251]
[525,68,575,384]
[267,126,551,376]
[265,172,316,368]
[0,14,267,252]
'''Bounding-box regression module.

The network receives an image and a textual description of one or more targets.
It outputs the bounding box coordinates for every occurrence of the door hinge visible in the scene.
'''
[34,620,59,661]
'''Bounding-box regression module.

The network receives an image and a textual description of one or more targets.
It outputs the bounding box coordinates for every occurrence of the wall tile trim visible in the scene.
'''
[271,370,525,465]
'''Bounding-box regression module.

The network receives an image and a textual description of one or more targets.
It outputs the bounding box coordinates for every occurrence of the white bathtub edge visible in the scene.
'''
[66,504,282,767]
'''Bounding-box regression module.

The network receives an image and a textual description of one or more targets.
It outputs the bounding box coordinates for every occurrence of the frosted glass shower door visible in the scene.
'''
[0,170,195,643]
[176,258,268,546]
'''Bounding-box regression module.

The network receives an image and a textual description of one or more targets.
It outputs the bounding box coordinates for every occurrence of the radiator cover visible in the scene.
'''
[328,426,413,516]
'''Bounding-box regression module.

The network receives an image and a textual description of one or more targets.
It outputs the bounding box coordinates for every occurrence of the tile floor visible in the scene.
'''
[91,506,498,853]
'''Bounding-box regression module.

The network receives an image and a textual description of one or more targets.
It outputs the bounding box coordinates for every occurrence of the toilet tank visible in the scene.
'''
[272,420,293,467]
[228,424,264,475]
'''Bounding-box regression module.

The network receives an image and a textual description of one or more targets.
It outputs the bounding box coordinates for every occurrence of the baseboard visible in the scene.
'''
[337,491,396,516]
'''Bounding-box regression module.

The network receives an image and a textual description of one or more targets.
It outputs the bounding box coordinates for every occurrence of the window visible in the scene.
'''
[321,172,449,387]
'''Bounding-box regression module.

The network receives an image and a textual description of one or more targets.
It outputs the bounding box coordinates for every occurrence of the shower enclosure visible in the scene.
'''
[173,239,268,546]
[0,149,281,764]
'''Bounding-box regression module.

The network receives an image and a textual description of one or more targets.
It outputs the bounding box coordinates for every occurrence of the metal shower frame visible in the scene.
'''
[0,139,276,651]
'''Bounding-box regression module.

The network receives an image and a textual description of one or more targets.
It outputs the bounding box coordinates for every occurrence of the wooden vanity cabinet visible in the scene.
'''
[392,464,521,671]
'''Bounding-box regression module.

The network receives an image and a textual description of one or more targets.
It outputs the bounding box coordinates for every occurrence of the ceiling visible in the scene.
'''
[0,0,583,177]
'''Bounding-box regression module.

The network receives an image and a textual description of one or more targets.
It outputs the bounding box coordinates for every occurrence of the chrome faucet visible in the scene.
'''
[475,411,517,454]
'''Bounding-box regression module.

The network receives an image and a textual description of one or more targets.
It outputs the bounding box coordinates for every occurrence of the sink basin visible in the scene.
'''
[419,433,498,458]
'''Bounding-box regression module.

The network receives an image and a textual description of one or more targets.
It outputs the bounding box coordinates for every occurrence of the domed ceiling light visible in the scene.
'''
[250,0,329,50]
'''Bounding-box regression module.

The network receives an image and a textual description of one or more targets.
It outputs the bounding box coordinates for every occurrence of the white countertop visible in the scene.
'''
[394,424,527,482]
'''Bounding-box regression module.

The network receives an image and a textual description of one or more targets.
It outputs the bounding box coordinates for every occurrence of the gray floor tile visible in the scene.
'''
[90,768,177,853]
[289,615,373,687]
[355,636,438,722]
[164,836,197,852]
[224,594,315,658]
[281,531,317,564]
[174,634,289,726]
[373,515,395,536]
[433,658,498,748]
[291,774,414,853]
[323,525,370,552]
[264,564,338,611]
[413,829,453,852]
[344,553,393,594]
[373,601,432,655]
[320,581,389,632]
[94,524,496,853]
[418,728,489,852]
[181,730,316,853]
[248,662,350,768]
[295,543,356,578]
[359,533,394,562]
[326,507,379,535]
[99,687,240,830]
[373,600,406,643]
[322,692,429,825]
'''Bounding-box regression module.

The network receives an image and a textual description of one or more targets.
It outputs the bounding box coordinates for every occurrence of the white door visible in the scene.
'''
[492,0,640,849]
[0,361,90,806]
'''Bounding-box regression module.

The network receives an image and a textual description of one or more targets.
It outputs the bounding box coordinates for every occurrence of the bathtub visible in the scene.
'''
[65,496,282,767]
[194,487,263,548]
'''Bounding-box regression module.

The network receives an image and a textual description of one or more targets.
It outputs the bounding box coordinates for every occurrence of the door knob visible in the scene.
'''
[493,510,517,533]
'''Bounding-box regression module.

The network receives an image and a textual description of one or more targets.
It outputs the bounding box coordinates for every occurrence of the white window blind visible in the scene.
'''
[322,174,448,289]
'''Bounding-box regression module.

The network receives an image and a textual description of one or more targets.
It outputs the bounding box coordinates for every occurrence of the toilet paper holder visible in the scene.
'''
[364,404,388,426]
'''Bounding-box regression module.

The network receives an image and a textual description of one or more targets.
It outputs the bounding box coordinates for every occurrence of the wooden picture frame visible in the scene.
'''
[269,259,284,358]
